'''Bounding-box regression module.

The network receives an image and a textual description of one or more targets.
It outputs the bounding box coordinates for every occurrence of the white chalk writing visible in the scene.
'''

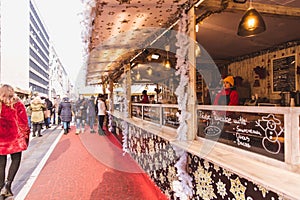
[236,125,262,136]
[204,126,221,136]
[256,114,283,154]
[236,133,251,148]
[233,116,248,125]
[198,111,248,125]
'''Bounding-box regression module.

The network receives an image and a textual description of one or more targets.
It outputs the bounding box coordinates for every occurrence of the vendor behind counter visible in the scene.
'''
[213,76,239,106]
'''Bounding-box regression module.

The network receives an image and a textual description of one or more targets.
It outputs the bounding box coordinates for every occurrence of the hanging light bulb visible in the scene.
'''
[136,71,141,80]
[147,67,153,76]
[237,0,266,37]
[195,24,199,33]
[165,59,171,69]
[195,45,201,57]
[164,45,171,69]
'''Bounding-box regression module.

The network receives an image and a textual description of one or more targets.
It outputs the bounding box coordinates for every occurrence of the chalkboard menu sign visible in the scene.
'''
[197,110,284,161]
[272,54,296,92]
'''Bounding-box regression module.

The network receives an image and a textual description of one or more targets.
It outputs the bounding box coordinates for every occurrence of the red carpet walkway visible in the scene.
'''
[24,126,168,200]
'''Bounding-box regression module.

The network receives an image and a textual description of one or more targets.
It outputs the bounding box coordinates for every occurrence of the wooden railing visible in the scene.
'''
[115,103,300,165]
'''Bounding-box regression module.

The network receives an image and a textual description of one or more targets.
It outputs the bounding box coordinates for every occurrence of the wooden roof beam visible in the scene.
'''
[200,0,300,17]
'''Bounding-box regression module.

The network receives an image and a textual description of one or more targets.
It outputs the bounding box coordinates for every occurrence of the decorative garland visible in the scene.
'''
[195,0,229,24]
[172,11,193,200]
[79,0,96,68]
[108,83,114,132]
[121,73,129,155]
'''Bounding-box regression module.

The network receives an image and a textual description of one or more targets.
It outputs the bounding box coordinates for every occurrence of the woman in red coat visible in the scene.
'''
[0,84,30,199]
[140,90,149,103]
[213,76,239,106]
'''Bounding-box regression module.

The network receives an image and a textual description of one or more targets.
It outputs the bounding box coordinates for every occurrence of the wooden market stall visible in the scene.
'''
[84,0,300,199]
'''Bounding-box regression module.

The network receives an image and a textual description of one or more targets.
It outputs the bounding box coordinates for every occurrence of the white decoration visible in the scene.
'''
[107,80,114,132]
[122,74,129,154]
[172,11,193,199]
[79,0,96,68]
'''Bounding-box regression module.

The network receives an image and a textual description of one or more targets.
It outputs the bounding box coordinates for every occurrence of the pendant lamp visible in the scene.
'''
[237,0,266,37]
[164,45,171,69]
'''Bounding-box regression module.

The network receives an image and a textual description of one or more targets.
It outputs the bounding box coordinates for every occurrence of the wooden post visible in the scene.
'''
[108,78,114,112]
[124,64,132,117]
[187,6,198,140]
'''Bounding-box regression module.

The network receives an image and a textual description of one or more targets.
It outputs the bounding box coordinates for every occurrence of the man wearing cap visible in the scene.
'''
[213,75,239,105]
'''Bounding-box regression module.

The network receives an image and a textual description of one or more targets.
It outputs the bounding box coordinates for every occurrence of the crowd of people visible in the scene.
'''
[0,76,238,198]
[23,92,108,136]
[0,83,108,198]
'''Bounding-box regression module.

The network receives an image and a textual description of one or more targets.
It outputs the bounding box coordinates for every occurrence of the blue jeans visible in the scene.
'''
[62,121,70,130]
[76,118,85,129]
[28,116,31,128]
[88,116,95,130]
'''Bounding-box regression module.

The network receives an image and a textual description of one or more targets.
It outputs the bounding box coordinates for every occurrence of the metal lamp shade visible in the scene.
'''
[237,8,266,37]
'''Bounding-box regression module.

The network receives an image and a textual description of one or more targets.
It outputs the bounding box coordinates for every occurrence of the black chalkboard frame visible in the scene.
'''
[271,54,297,93]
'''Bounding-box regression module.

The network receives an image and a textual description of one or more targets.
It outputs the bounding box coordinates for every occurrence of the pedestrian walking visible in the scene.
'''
[0,84,30,199]
[42,96,53,129]
[30,95,46,137]
[96,94,107,135]
[58,96,72,134]
[87,96,96,133]
[74,94,87,134]
[53,95,61,125]
[24,97,32,130]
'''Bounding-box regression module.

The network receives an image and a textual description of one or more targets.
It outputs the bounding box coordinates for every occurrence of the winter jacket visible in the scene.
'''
[30,97,46,123]
[44,98,53,118]
[0,100,30,155]
[213,88,239,106]
[58,97,72,122]
[54,98,61,113]
[45,98,53,110]
[96,99,106,116]
[87,99,96,117]
[140,94,149,103]
[74,98,87,120]
[26,106,32,117]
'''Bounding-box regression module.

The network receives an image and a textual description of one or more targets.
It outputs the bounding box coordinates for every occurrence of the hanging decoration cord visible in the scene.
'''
[195,0,229,24]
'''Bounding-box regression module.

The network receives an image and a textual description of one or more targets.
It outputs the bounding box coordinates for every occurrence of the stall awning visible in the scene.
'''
[14,87,30,95]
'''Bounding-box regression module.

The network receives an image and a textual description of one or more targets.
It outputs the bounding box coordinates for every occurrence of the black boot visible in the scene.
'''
[0,181,13,198]
[64,129,68,134]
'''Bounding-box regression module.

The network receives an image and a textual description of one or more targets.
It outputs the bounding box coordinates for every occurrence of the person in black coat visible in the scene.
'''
[44,97,53,128]
[74,94,87,134]
[87,96,96,133]
[58,96,72,134]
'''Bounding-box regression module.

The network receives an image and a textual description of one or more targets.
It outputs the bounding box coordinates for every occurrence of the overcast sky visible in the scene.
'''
[34,0,84,83]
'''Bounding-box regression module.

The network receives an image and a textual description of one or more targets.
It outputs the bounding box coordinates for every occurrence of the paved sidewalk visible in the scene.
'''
[12,125,63,198]
[12,126,167,200]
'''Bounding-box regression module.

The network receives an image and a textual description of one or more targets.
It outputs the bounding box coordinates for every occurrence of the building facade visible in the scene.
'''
[28,0,50,95]
[49,45,73,99]
[0,0,72,97]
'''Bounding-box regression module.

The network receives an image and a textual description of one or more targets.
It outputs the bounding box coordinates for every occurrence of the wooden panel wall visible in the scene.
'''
[228,45,300,101]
